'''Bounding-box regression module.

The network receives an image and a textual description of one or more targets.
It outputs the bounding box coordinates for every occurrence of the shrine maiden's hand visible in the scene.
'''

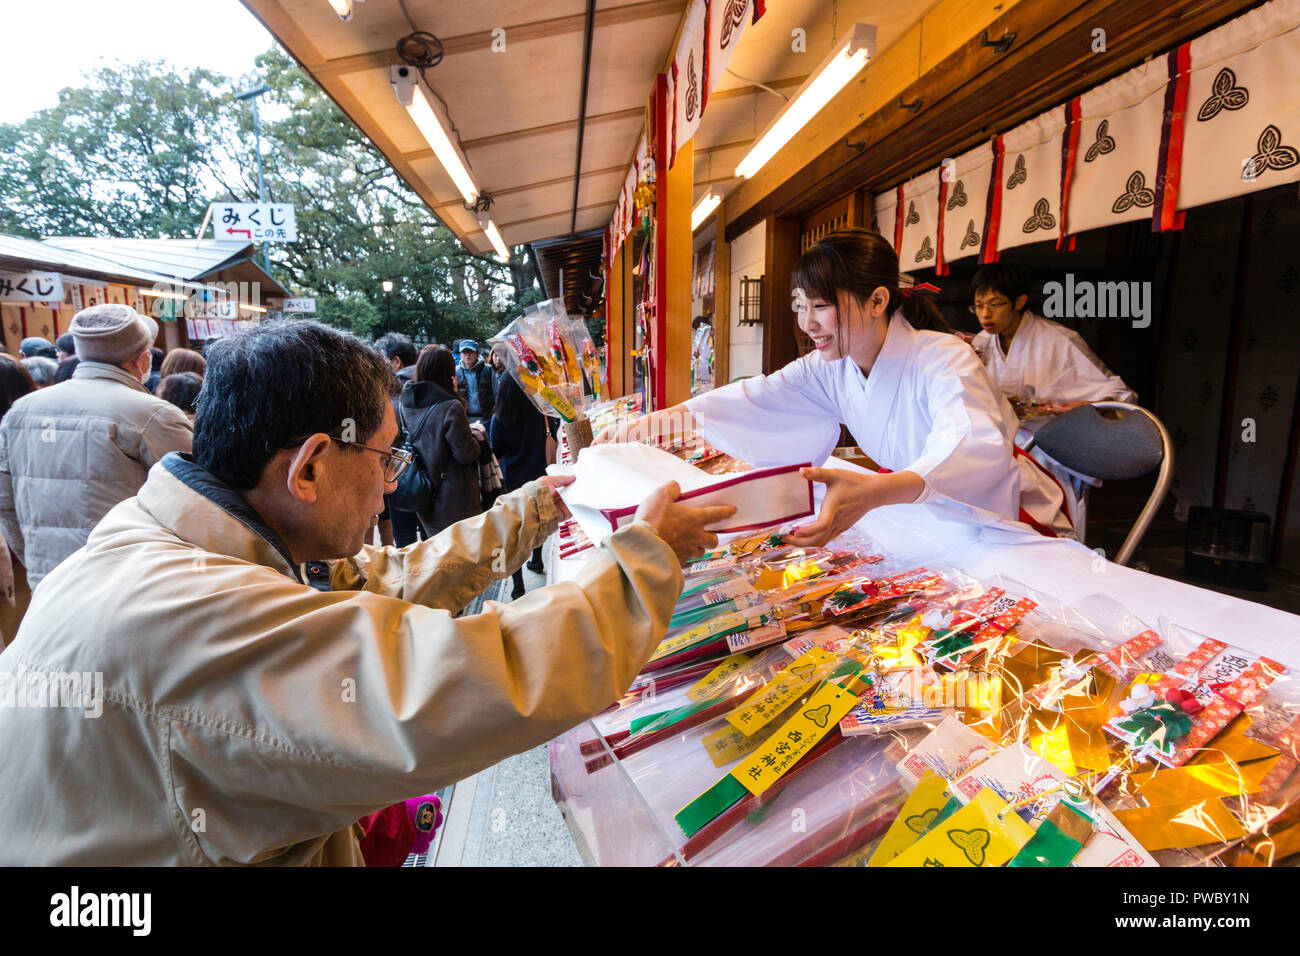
[538,474,575,520]
[784,468,924,548]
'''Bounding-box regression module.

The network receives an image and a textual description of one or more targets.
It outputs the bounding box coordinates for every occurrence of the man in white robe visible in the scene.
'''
[969,264,1137,539]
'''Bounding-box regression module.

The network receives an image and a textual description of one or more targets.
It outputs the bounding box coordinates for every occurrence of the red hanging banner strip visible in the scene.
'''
[1154,43,1190,233]
[894,184,904,252]
[935,167,949,276]
[701,0,712,115]
[1057,96,1082,251]
[981,136,1004,263]
[670,59,680,170]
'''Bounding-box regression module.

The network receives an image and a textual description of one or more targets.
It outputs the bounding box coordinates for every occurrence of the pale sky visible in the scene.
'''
[0,0,277,124]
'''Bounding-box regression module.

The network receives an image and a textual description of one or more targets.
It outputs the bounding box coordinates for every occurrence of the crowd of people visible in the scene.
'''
[0,318,577,633]
[0,305,726,865]
[0,229,1141,867]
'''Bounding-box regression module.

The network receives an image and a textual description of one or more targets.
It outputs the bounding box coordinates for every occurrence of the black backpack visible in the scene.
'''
[387,403,438,513]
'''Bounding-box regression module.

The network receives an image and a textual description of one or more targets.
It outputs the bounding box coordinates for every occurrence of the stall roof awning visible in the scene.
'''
[41,237,289,296]
[241,1,936,260]
[0,233,227,290]
[532,230,606,315]
[242,0,686,257]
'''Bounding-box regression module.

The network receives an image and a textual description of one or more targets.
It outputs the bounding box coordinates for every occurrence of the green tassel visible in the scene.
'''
[676,775,749,837]
[629,698,716,736]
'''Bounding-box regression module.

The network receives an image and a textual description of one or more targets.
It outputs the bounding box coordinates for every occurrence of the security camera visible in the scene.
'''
[390,65,417,107]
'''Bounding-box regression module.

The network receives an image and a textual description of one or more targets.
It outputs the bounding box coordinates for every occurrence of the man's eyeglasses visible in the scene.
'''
[281,434,412,483]
[969,299,1011,315]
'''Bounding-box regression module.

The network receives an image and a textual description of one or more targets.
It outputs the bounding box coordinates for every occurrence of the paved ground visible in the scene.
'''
[425,563,583,868]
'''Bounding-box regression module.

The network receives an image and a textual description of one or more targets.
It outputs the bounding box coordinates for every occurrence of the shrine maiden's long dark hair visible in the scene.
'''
[791,228,949,355]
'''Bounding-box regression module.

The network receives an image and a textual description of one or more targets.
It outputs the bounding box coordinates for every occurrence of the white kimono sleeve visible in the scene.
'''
[903,346,1022,522]
[1044,327,1137,404]
[686,356,842,467]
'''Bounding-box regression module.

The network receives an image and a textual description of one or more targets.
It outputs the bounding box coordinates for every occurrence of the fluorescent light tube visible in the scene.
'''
[735,23,876,180]
[405,82,479,205]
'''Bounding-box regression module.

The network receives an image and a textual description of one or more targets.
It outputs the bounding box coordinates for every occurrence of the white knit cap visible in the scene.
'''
[70,304,158,365]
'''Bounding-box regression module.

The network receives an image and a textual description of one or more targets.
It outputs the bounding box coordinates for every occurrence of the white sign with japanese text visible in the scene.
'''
[0,270,62,302]
[185,294,238,319]
[211,203,297,242]
[273,297,315,313]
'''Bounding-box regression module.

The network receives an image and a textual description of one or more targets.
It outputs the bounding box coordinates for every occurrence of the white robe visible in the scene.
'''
[974,309,1136,405]
[687,314,1072,536]
[974,310,1135,541]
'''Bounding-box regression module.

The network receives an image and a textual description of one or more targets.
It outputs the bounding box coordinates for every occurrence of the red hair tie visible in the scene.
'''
[899,282,942,298]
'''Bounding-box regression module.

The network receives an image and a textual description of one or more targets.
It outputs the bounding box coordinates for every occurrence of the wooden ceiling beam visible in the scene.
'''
[459,107,645,152]
[498,200,616,231]
[309,0,685,77]
[725,0,1262,242]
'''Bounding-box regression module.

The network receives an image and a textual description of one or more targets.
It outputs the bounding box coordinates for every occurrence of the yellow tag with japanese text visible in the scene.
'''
[648,606,769,662]
[685,654,753,702]
[537,384,576,421]
[867,772,954,867]
[700,723,769,768]
[724,647,836,736]
[729,681,859,796]
[887,788,1035,867]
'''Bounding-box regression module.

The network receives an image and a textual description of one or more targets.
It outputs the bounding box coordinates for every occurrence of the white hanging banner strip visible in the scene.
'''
[871,191,898,249]
[671,0,708,167]
[898,169,940,270]
[1177,0,1300,210]
[996,106,1067,253]
[939,142,995,267]
[706,0,754,114]
[1068,58,1169,235]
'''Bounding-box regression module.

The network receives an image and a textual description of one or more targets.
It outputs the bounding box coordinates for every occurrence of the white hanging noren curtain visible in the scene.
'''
[1068,59,1168,235]
[995,106,1067,254]
[898,169,940,270]
[1177,0,1300,210]
[939,142,995,269]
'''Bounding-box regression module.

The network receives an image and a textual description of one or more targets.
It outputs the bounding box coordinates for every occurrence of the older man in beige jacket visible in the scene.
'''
[0,319,729,865]
[0,304,193,589]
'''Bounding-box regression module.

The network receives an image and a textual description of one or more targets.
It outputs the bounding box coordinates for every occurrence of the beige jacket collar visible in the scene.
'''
[128,453,302,583]
[71,359,149,392]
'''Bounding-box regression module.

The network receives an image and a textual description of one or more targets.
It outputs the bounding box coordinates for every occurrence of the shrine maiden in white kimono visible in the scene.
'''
[687,313,1072,537]
[973,309,1136,407]
[974,309,1135,538]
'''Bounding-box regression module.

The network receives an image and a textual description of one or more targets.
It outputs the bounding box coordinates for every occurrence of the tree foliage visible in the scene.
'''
[0,48,541,345]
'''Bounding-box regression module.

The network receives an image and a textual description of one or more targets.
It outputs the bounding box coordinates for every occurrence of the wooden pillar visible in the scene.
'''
[650,73,670,411]
[663,136,693,408]
[713,197,730,386]
[605,242,636,398]
[761,216,801,374]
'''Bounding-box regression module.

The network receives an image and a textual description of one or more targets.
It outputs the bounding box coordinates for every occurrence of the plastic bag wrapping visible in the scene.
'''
[556,510,1300,865]
[490,301,589,420]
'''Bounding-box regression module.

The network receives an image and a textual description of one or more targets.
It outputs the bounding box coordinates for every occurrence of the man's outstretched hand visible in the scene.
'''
[635,481,737,562]
[538,474,575,520]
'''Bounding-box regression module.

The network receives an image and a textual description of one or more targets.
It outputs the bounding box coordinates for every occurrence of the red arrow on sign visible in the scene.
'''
[226,228,252,238]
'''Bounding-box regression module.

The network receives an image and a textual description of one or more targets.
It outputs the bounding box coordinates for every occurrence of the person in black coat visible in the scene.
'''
[489,374,550,599]
[398,345,482,537]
